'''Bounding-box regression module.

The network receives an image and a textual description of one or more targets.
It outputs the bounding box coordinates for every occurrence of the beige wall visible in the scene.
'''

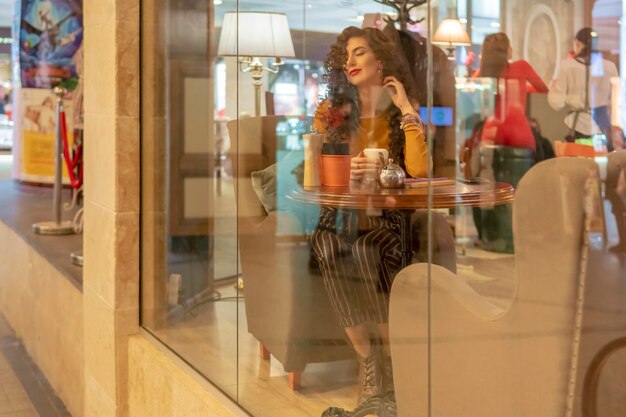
[0,223,84,417]
[0,0,245,414]
[82,0,141,414]
[506,0,576,81]
[82,0,243,415]
[128,335,244,417]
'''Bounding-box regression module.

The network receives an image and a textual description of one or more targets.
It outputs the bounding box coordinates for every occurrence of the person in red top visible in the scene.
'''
[473,33,548,150]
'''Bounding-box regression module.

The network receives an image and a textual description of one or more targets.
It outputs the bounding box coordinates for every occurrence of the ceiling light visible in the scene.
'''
[213,0,222,4]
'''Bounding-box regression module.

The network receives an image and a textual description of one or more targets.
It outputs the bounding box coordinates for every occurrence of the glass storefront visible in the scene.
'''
[141,0,626,416]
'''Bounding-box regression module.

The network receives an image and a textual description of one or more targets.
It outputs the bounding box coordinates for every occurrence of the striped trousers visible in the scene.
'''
[310,207,403,327]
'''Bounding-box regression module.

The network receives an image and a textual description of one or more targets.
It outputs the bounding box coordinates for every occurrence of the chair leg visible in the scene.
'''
[288,372,302,391]
[259,343,270,361]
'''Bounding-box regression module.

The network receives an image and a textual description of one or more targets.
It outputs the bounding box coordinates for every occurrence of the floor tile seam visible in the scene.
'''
[0,348,40,416]
[0,314,71,417]
[0,344,65,417]
[0,336,20,349]
[14,346,72,417]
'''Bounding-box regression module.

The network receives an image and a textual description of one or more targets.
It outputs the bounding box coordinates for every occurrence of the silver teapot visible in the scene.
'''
[378,158,406,189]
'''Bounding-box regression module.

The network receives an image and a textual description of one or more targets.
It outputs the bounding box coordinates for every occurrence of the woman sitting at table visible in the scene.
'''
[309,26,455,406]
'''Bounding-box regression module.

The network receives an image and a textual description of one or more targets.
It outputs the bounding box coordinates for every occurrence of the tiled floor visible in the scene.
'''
[0,314,71,417]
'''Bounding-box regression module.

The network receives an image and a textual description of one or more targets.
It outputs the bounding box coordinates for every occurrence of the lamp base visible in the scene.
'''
[32,221,75,235]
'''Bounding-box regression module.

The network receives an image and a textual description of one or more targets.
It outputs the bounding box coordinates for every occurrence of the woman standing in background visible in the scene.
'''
[474,32,548,150]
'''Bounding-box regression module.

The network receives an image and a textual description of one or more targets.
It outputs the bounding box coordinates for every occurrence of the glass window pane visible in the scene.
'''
[140,0,626,416]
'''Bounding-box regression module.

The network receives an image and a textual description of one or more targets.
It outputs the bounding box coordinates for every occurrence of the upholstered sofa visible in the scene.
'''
[605,150,626,251]
[389,157,626,417]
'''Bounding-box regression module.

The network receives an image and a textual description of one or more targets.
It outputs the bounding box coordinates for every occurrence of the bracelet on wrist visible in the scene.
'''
[400,112,424,130]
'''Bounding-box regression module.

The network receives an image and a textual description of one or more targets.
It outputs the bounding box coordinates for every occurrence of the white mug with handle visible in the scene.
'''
[363,148,388,183]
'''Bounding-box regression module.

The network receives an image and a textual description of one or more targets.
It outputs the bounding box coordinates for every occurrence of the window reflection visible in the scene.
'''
[140,1,626,416]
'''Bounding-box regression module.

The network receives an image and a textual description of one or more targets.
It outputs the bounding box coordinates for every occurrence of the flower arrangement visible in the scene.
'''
[321,103,352,155]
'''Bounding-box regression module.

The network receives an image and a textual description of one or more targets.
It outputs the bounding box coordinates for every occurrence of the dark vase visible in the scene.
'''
[322,142,350,155]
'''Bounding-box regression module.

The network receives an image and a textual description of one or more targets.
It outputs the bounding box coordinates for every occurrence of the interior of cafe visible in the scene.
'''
[2,0,624,415]
[133,0,626,416]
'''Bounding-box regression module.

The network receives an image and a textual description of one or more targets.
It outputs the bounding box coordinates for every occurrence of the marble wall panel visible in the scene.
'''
[128,336,242,417]
[0,223,84,417]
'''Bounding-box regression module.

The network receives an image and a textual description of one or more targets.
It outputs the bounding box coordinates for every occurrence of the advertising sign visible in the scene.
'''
[19,0,82,89]
[12,0,83,183]
[19,88,73,182]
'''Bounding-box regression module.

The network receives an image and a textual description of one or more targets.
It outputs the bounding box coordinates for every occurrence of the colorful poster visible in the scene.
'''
[19,88,73,182]
[19,0,83,89]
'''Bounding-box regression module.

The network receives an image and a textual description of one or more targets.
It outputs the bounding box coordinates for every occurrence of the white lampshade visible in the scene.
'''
[217,12,295,58]
[432,18,471,46]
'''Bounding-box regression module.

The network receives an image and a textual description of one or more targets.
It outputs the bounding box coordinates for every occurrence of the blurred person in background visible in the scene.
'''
[548,28,618,151]
[473,32,548,151]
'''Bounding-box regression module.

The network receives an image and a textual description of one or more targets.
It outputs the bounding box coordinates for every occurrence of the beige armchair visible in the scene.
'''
[227,116,352,390]
[389,157,626,417]
[605,150,626,251]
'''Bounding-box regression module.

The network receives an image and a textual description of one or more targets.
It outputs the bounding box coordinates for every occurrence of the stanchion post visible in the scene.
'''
[32,87,75,236]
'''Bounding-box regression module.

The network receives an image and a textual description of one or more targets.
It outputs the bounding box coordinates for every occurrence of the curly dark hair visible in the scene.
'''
[321,26,417,168]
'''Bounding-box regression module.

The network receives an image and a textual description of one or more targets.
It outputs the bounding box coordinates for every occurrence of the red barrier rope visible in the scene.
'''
[60,111,83,189]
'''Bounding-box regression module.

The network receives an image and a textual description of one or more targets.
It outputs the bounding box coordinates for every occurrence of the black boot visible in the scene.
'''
[356,346,382,405]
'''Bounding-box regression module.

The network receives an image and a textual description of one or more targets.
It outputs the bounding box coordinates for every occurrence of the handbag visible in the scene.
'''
[564,57,591,142]
[564,111,582,143]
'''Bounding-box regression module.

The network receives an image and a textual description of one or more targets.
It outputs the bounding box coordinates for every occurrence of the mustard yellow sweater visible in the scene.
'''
[313,101,429,178]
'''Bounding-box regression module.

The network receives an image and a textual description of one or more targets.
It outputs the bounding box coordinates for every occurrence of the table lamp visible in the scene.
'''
[432,18,471,60]
[217,12,295,116]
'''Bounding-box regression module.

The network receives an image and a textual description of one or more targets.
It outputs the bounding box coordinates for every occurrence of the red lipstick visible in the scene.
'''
[349,69,361,76]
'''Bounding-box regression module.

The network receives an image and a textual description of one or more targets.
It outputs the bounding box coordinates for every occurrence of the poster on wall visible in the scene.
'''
[11,0,83,183]
[18,88,73,182]
[19,0,82,89]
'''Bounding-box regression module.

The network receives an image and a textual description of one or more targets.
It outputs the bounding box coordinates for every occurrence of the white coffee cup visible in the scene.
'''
[363,148,389,165]
[362,148,389,182]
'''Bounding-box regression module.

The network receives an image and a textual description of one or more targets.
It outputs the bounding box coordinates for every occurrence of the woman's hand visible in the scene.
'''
[351,151,380,181]
[383,76,414,115]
